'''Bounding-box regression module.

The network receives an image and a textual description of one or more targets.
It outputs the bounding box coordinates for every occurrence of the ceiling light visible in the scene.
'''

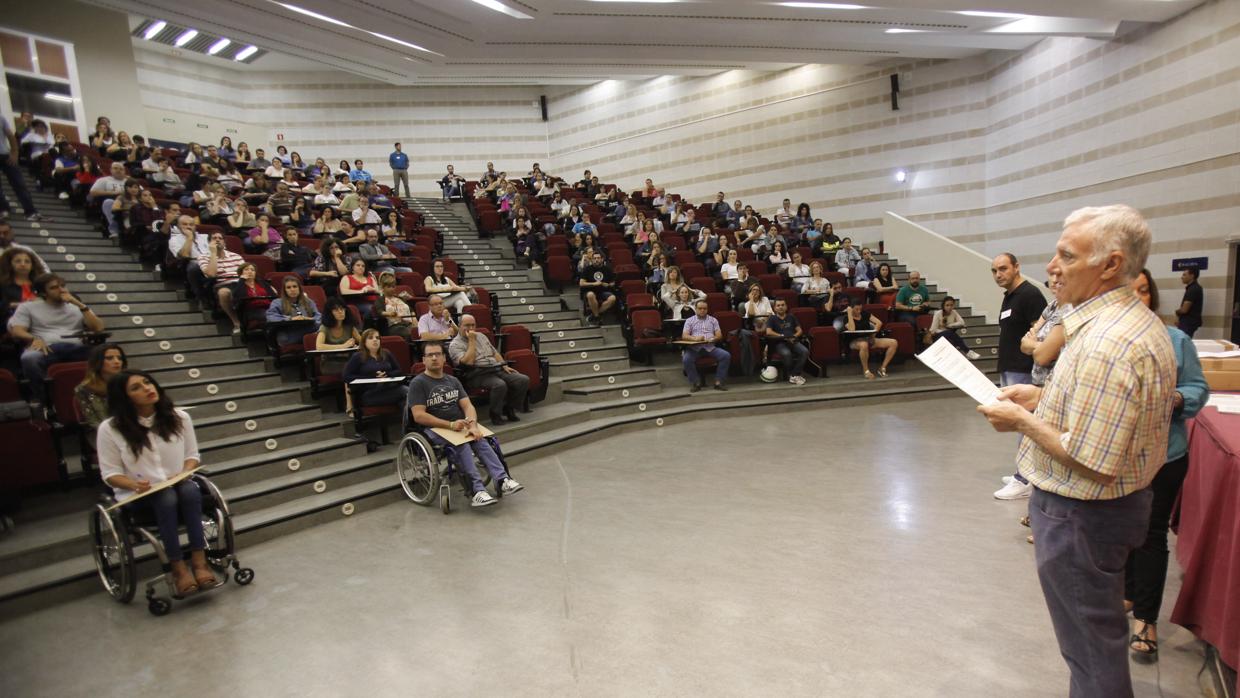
[589,1,684,3]
[777,2,869,9]
[142,21,167,40]
[235,45,259,61]
[174,29,199,47]
[367,32,442,56]
[895,169,907,183]
[468,0,534,19]
[44,93,74,103]
[885,27,929,33]
[274,2,352,27]
[956,10,1029,19]
[207,38,231,55]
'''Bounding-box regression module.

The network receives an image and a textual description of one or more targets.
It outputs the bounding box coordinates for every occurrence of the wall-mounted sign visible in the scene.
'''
[1172,257,1208,272]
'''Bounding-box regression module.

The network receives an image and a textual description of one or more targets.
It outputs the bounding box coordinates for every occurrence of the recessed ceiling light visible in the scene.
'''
[44,93,75,103]
[173,29,198,47]
[207,38,231,55]
[885,27,928,33]
[468,0,534,19]
[777,2,869,9]
[274,2,351,27]
[143,21,167,40]
[235,45,259,61]
[956,10,1029,18]
[589,1,685,3]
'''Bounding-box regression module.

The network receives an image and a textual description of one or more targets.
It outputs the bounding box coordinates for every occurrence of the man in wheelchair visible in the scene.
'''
[407,343,524,507]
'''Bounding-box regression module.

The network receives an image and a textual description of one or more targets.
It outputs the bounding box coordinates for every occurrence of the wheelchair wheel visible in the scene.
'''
[439,483,451,514]
[90,504,136,603]
[234,567,255,585]
[148,597,172,616]
[396,433,440,505]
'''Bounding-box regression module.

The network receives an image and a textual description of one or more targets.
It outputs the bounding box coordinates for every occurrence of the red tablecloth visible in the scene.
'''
[1172,407,1240,689]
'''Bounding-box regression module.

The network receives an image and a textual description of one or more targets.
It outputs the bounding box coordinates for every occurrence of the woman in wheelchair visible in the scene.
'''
[406,343,523,507]
[97,370,217,595]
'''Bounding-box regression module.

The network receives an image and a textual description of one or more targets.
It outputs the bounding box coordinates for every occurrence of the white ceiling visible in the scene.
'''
[93,0,1204,84]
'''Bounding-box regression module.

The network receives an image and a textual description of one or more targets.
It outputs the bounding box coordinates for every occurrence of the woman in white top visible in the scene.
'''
[929,295,980,360]
[786,251,811,292]
[264,159,285,179]
[742,284,773,333]
[97,370,217,595]
[424,259,472,314]
[719,248,741,285]
[767,240,791,273]
[802,261,830,307]
[619,203,638,235]
[658,266,689,310]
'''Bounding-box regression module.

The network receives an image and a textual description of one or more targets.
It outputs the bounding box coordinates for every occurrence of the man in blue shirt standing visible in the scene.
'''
[389,143,409,199]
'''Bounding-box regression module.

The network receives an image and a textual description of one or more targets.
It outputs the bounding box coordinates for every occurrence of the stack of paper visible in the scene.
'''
[1206,394,1240,414]
[915,337,1001,405]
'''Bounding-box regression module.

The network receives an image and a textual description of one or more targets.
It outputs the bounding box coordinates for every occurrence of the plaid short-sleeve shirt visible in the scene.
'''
[1015,286,1176,500]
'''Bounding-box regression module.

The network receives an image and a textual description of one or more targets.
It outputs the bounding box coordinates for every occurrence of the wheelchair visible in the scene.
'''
[394,426,513,514]
[88,474,255,616]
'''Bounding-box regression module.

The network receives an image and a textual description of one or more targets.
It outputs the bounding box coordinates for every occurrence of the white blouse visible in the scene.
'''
[98,409,200,502]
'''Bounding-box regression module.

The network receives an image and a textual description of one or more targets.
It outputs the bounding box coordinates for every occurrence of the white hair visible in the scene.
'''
[1062,204,1150,282]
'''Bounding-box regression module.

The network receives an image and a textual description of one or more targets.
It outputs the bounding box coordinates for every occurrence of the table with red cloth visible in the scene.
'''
[1171,406,1240,691]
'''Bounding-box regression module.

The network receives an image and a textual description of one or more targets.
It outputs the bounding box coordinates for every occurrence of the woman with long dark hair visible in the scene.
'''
[265,276,321,346]
[869,262,898,304]
[1123,268,1209,662]
[343,328,407,414]
[74,343,128,441]
[97,370,216,595]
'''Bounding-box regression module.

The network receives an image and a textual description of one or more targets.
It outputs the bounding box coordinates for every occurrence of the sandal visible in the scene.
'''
[877,368,888,378]
[1130,622,1158,661]
[1019,515,1030,528]
[864,370,875,380]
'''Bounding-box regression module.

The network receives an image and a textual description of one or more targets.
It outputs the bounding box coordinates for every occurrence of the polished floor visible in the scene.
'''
[0,396,1204,697]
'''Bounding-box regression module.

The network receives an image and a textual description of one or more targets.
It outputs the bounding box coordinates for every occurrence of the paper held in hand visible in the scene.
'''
[916,337,1001,406]
[106,467,203,511]
[430,425,495,446]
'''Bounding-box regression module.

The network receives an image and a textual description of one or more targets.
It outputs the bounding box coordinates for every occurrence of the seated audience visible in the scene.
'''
[74,343,128,448]
[197,230,246,322]
[842,303,897,379]
[658,266,691,310]
[169,216,212,300]
[359,229,411,274]
[247,213,283,257]
[406,342,523,507]
[668,284,705,320]
[854,247,878,284]
[894,271,933,327]
[730,264,762,309]
[376,273,414,339]
[312,207,343,237]
[0,244,48,327]
[680,299,731,391]
[424,259,472,315]
[98,370,216,595]
[265,276,321,347]
[822,279,852,331]
[417,294,458,341]
[869,262,899,304]
[339,257,379,317]
[817,223,842,262]
[931,296,980,360]
[439,165,465,199]
[352,198,381,228]
[786,251,811,292]
[343,329,407,414]
[227,262,277,333]
[278,228,315,276]
[768,241,791,274]
[350,159,372,183]
[8,273,105,405]
[742,285,773,333]
[578,251,617,326]
[316,298,361,380]
[765,298,810,385]
[835,237,862,278]
[309,238,349,288]
[449,313,531,424]
[719,248,741,289]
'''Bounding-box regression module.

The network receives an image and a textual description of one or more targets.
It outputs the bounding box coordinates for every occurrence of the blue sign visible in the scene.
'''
[1172,257,1208,272]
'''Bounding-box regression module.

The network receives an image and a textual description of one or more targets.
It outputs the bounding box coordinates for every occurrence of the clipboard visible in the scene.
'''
[106,467,203,511]
[672,339,712,346]
[430,425,494,445]
[348,376,407,384]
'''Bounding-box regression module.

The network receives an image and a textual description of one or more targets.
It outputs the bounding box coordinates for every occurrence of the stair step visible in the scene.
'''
[160,373,286,401]
[191,404,324,441]
[557,366,659,388]
[203,438,368,489]
[146,358,270,383]
[112,335,239,352]
[126,346,253,369]
[227,454,393,516]
[178,386,310,418]
[105,324,222,342]
[563,378,663,403]
[546,355,633,376]
[199,421,344,462]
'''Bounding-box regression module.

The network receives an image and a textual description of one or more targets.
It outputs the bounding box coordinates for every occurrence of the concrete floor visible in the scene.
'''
[0,396,1206,697]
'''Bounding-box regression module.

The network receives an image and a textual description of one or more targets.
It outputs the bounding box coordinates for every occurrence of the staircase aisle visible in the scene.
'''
[0,189,400,613]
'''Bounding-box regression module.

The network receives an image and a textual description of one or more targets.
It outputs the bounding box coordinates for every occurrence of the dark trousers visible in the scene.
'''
[1176,318,1200,337]
[20,342,91,401]
[0,159,37,216]
[1030,486,1153,698]
[769,340,809,377]
[466,367,530,417]
[1124,454,1189,623]
[895,311,921,328]
[934,328,969,353]
[354,383,408,407]
[143,479,207,562]
[682,346,731,385]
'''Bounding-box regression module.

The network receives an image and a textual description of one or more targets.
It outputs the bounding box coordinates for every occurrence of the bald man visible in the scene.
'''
[448,313,530,424]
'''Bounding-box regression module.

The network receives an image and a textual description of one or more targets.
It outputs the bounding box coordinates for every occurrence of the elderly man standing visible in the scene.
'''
[979,205,1175,698]
[449,313,530,424]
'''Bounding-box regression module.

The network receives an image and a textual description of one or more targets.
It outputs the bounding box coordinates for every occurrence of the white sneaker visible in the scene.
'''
[966,350,981,360]
[471,490,497,507]
[789,375,806,385]
[500,478,524,495]
[58,192,69,200]
[994,479,1033,500]
[1001,475,1015,485]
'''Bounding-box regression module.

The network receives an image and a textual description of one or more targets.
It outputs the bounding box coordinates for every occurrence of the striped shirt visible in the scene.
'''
[1015,286,1176,500]
[196,249,245,282]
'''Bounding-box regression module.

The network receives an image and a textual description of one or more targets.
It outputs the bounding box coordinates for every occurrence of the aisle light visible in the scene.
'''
[143,21,167,40]
[207,38,231,55]
[174,29,199,47]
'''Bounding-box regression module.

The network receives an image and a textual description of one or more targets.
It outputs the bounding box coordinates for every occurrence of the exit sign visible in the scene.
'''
[1172,257,1208,271]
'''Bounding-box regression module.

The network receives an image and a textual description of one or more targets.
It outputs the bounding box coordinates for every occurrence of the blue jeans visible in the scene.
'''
[682,346,731,385]
[426,430,507,495]
[769,339,809,378]
[20,342,92,401]
[0,158,37,216]
[1000,372,1034,483]
[142,479,208,562]
[1029,487,1152,698]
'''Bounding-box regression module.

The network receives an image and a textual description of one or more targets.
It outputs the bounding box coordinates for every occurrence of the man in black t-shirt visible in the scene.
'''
[764,299,810,385]
[991,252,1047,500]
[406,343,523,507]
[1175,267,1203,337]
[578,251,616,326]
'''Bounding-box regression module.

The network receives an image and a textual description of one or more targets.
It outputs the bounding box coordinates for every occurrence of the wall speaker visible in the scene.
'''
[540,95,548,122]
[890,74,900,111]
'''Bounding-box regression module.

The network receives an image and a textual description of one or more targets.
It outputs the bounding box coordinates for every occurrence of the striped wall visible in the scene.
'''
[545,0,1239,336]
[132,47,549,195]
